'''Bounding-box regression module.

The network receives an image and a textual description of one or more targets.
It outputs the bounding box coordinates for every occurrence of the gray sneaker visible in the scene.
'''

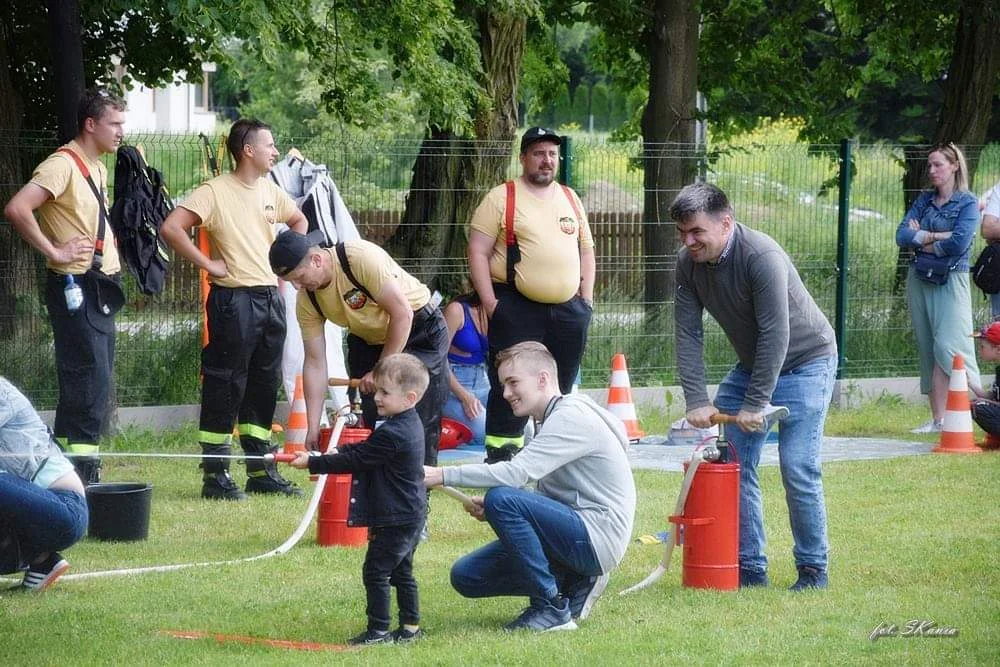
[565,573,609,620]
[910,419,943,434]
[503,597,578,632]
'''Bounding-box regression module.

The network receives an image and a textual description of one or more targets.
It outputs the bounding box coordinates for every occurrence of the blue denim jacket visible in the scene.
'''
[895,190,980,271]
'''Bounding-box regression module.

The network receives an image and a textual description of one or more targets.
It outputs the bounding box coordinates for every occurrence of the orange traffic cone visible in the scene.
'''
[933,355,981,454]
[283,374,308,454]
[607,353,644,441]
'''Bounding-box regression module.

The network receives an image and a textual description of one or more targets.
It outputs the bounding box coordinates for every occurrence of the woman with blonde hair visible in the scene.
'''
[895,142,982,433]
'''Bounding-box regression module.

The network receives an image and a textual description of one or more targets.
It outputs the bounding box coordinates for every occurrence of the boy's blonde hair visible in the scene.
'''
[372,353,429,399]
[495,341,558,377]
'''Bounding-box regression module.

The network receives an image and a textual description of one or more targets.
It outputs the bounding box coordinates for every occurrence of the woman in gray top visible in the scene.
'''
[0,377,88,590]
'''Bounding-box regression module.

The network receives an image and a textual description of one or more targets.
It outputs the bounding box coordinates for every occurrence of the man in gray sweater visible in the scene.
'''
[672,183,838,591]
[423,341,636,632]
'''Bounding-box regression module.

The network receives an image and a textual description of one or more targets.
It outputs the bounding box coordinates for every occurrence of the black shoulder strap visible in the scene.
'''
[306,290,326,318]
[335,242,376,302]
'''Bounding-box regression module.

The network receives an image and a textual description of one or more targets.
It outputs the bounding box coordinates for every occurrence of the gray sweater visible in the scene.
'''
[442,393,636,574]
[675,223,837,412]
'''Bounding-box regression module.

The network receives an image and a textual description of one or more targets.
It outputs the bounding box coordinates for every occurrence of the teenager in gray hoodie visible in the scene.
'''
[423,341,636,633]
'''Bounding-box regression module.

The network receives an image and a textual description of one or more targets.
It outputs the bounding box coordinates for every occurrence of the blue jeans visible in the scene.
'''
[991,292,1000,320]
[450,486,602,605]
[442,363,489,447]
[0,474,88,567]
[713,354,836,573]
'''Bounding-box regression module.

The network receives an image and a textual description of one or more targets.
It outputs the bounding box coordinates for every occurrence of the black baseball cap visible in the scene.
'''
[269,229,326,277]
[520,126,562,154]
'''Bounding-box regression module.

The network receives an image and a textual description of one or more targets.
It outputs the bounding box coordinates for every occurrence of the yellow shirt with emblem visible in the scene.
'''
[30,140,121,275]
[297,241,430,344]
[469,179,593,303]
[179,173,297,288]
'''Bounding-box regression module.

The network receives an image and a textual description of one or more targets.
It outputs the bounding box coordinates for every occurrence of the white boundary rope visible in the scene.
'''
[5,418,347,583]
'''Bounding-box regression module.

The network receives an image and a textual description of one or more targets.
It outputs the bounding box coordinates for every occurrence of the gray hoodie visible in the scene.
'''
[443,393,636,573]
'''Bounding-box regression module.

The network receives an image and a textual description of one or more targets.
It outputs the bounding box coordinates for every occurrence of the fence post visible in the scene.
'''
[835,138,852,380]
[559,135,573,187]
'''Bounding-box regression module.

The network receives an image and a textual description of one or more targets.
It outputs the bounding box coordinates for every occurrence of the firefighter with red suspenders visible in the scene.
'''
[4,89,128,486]
[467,127,596,463]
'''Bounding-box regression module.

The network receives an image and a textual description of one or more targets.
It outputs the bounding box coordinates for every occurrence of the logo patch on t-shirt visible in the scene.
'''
[344,289,367,310]
[559,216,577,234]
[264,204,276,225]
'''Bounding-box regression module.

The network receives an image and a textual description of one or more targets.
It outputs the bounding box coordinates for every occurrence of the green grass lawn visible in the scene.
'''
[1,422,997,665]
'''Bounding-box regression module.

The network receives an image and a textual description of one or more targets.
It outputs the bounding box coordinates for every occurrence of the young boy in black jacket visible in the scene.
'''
[291,353,428,645]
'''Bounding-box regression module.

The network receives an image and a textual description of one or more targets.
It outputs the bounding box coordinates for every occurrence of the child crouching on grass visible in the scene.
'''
[291,353,428,645]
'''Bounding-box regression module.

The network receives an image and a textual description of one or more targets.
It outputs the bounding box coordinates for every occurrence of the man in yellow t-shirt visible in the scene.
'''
[269,232,449,467]
[467,127,596,462]
[3,89,127,485]
[161,119,308,500]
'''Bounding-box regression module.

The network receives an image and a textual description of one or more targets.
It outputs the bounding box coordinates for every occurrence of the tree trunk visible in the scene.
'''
[389,10,525,297]
[641,0,699,318]
[0,11,35,342]
[933,0,1000,176]
[46,0,85,144]
[894,0,1000,296]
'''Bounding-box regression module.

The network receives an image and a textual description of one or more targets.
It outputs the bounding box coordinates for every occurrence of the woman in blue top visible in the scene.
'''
[442,293,490,447]
[895,143,983,433]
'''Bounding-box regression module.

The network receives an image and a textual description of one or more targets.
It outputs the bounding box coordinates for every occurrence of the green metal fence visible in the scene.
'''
[1,131,998,408]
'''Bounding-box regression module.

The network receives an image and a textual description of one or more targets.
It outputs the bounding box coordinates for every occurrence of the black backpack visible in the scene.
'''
[972,244,1000,295]
[109,146,172,295]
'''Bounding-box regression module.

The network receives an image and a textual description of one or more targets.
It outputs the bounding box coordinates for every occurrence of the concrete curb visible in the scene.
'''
[38,376,928,431]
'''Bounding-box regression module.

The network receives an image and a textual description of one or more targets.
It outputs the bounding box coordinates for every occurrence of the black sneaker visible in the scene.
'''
[564,572,609,620]
[739,567,769,588]
[21,552,70,591]
[72,456,101,486]
[391,627,424,643]
[789,565,828,591]
[245,468,304,496]
[348,629,393,646]
[503,597,578,633]
[202,471,248,501]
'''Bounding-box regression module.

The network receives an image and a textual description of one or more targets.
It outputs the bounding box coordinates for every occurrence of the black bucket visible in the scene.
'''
[85,482,153,542]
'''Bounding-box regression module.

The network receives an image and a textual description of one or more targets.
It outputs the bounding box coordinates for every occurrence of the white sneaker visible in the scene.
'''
[910,419,943,434]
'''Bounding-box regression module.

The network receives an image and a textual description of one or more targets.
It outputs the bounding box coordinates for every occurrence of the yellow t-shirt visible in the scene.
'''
[179,173,298,288]
[469,180,593,303]
[297,241,430,344]
[30,140,121,275]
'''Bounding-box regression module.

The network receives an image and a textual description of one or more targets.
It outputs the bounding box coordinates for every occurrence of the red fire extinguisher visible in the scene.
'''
[668,437,740,590]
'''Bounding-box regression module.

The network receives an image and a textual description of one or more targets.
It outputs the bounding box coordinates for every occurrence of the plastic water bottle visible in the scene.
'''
[64,274,83,313]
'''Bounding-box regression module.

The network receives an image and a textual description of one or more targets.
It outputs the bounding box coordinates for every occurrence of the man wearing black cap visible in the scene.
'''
[269,232,449,468]
[467,127,595,462]
[161,119,308,500]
